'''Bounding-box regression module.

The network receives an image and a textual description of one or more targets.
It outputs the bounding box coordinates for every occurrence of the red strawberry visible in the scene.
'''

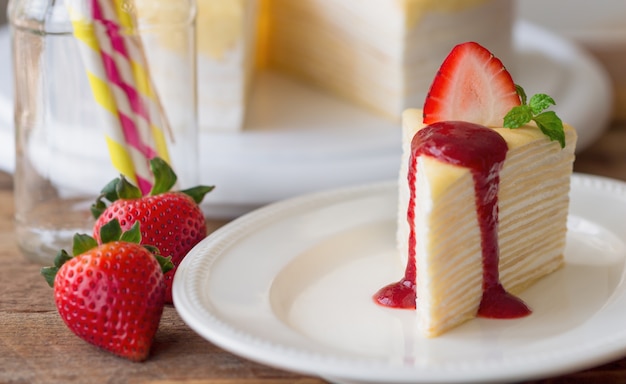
[41,220,174,362]
[423,41,521,127]
[91,158,214,304]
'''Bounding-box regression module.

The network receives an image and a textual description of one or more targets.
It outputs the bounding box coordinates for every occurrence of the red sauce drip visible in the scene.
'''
[374,121,531,319]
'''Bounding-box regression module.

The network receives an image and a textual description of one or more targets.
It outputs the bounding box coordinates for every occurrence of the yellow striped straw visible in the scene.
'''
[65,1,139,185]
[112,0,172,162]
[65,0,173,194]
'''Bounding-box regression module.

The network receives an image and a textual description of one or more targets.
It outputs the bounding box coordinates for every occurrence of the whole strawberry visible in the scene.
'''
[91,157,214,303]
[41,220,174,362]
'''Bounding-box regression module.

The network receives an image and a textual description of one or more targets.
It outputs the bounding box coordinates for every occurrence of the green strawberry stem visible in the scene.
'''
[100,219,125,244]
[91,157,215,219]
[72,233,98,257]
[181,185,215,204]
[41,219,173,287]
[120,221,142,244]
[41,250,72,287]
[149,157,177,196]
[117,176,143,199]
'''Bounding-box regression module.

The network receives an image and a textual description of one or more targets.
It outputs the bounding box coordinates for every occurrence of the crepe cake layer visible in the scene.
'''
[397,109,577,337]
[259,0,513,121]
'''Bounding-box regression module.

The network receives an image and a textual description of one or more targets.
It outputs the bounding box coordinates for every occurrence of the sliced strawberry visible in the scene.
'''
[423,42,521,127]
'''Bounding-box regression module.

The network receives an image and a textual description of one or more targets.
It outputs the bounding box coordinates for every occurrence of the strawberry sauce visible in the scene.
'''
[374,121,531,319]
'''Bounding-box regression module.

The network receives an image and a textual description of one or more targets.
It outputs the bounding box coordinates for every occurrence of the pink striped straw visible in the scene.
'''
[91,0,157,194]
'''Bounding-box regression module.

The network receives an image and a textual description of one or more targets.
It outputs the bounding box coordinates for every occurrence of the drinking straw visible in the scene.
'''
[65,0,137,186]
[108,0,172,162]
[65,0,171,194]
[95,0,172,160]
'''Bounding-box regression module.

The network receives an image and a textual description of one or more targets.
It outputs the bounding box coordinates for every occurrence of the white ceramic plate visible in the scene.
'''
[174,174,626,384]
[0,22,613,217]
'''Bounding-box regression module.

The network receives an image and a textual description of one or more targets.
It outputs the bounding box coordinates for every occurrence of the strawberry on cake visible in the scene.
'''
[374,42,577,337]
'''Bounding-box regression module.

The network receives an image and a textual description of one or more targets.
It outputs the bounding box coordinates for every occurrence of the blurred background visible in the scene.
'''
[0,0,624,217]
[0,0,5,24]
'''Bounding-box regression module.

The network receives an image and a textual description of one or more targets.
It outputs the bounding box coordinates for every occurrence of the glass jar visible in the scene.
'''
[9,0,197,264]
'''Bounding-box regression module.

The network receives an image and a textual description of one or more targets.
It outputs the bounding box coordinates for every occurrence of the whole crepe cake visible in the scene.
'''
[141,0,515,131]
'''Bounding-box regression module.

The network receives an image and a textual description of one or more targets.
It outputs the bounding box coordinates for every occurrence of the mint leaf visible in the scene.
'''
[503,85,566,149]
[529,94,555,115]
[503,105,533,128]
[534,111,565,148]
[515,84,527,105]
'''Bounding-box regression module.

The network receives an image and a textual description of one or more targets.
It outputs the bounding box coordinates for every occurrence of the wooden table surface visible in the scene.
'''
[2,121,626,384]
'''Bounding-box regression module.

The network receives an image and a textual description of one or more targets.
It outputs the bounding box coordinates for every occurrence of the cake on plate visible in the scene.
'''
[374,42,577,337]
